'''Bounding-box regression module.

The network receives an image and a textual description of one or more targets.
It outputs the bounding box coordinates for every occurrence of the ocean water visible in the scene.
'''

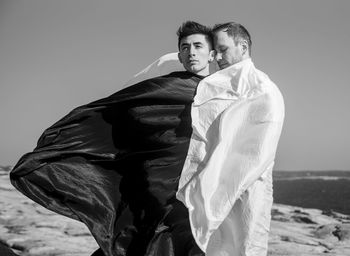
[273,171,350,215]
[2,166,350,215]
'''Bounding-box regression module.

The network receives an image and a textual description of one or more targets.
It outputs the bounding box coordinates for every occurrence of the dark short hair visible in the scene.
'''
[177,21,213,50]
[213,22,252,55]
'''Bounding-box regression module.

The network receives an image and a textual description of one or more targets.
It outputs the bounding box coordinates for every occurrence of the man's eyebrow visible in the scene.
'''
[217,46,227,50]
[180,42,190,48]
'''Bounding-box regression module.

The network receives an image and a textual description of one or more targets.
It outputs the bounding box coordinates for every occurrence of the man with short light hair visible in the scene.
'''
[213,22,252,68]
[176,22,285,255]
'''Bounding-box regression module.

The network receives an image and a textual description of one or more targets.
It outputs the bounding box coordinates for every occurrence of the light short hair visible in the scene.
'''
[213,22,252,55]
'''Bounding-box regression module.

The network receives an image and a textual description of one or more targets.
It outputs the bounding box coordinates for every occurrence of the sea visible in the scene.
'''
[2,166,350,215]
[273,170,350,215]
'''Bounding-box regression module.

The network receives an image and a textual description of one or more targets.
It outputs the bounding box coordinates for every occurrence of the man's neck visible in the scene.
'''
[188,71,207,79]
[193,67,210,77]
[232,56,251,67]
[241,55,250,62]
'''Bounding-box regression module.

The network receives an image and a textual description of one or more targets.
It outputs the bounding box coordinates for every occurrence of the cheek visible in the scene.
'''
[222,52,230,61]
[225,50,237,61]
[179,53,186,61]
[234,48,241,58]
[199,50,210,61]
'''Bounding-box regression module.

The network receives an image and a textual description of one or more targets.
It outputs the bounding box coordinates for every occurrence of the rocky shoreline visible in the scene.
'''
[1,168,349,256]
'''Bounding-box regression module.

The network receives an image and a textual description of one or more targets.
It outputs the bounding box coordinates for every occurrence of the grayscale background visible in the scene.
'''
[1,0,349,171]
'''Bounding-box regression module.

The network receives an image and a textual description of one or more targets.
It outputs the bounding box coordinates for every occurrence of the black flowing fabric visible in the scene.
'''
[10,71,205,256]
[0,243,19,256]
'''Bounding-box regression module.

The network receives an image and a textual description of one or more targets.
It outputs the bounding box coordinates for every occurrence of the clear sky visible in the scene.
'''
[1,0,349,170]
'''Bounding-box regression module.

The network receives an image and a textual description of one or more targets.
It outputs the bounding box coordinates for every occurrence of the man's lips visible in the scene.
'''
[188,59,198,64]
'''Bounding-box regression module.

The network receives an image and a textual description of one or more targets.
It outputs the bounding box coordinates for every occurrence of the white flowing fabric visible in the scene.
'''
[176,57,284,256]
[124,52,219,87]
[125,53,285,256]
[123,53,185,87]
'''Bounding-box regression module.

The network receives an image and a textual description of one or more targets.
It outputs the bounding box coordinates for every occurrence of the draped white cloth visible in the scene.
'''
[124,52,219,87]
[126,53,285,256]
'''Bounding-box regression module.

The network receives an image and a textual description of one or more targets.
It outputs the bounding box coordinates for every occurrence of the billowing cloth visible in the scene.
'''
[124,53,219,88]
[10,71,205,256]
[124,53,185,88]
[0,243,19,256]
[177,58,285,256]
[127,54,285,255]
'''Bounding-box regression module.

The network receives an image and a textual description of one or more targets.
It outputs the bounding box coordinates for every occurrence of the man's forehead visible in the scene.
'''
[180,34,209,45]
[214,29,230,39]
[214,31,234,44]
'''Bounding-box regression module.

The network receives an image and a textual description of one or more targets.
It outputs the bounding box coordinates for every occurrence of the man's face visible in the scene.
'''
[214,30,244,69]
[178,34,214,76]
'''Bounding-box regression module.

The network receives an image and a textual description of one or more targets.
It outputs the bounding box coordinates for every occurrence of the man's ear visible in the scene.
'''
[208,50,215,63]
[240,40,248,55]
[178,52,183,64]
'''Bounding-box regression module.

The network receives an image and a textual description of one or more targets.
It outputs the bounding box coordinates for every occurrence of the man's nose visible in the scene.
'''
[188,45,196,56]
[215,52,222,61]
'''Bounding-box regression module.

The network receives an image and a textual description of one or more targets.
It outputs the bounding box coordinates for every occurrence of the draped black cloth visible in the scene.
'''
[0,243,19,256]
[10,71,205,256]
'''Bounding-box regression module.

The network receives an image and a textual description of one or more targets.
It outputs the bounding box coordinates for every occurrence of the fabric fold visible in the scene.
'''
[177,58,285,255]
[11,71,205,256]
[10,50,284,256]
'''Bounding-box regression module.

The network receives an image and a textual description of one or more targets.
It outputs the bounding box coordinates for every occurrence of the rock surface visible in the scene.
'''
[0,168,99,256]
[1,167,350,256]
[269,205,350,255]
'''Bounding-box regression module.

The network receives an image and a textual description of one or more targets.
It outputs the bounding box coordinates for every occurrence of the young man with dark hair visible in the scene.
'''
[11,21,213,256]
[177,21,214,76]
[177,21,213,48]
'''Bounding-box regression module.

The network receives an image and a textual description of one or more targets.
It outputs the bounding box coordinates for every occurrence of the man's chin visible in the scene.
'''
[187,65,200,73]
[218,63,229,69]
